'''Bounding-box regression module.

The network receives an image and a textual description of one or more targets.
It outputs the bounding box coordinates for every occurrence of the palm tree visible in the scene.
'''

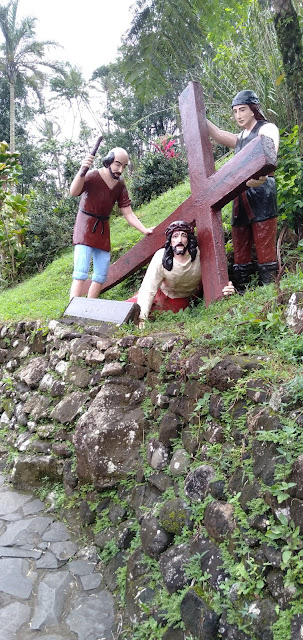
[122,0,205,103]
[36,118,64,189]
[0,0,63,151]
[50,64,101,138]
[91,65,113,134]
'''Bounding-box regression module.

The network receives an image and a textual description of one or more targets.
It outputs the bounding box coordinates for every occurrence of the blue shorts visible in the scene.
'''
[72,244,110,284]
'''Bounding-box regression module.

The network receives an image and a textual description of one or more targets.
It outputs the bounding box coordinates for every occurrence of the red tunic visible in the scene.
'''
[72,170,131,251]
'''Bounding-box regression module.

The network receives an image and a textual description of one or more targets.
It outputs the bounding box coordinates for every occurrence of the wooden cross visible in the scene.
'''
[99,81,277,307]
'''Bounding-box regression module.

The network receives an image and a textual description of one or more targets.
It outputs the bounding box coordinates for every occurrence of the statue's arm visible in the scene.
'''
[121,206,154,235]
[207,119,237,149]
[137,251,164,320]
[70,154,94,196]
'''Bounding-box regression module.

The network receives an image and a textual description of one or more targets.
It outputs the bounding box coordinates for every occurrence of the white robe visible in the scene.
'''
[137,248,202,319]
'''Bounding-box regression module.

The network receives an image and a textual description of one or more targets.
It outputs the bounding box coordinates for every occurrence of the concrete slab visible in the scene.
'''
[0,558,34,598]
[0,602,31,640]
[63,297,139,326]
[66,591,114,639]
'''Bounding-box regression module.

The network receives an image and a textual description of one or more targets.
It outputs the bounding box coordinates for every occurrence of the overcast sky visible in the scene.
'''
[18,0,135,79]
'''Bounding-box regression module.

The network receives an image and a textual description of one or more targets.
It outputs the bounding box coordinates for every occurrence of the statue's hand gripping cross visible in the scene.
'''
[99,82,277,307]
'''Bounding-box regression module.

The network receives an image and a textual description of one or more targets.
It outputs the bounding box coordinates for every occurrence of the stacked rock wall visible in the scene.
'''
[0,318,303,639]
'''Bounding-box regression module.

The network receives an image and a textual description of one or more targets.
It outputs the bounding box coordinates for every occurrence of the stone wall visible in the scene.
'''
[0,318,302,639]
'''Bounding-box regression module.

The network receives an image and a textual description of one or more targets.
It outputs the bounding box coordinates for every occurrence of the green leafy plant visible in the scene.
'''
[23,186,77,276]
[283,374,303,407]
[131,617,163,640]
[115,565,127,606]
[158,587,189,629]
[192,392,212,418]
[36,479,66,511]
[93,509,111,534]
[98,538,119,564]
[266,512,303,589]
[130,136,188,208]
[0,142,29,285]
[276,126,303,234]
[269,481,297,504]
[36,477,52,502]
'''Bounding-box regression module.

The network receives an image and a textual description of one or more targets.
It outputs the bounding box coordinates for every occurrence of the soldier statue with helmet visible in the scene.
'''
[207,89,279,292]
[128,220,235,326]
[69,146,153,300]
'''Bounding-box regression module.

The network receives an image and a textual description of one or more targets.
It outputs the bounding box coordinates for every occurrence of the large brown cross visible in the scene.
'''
[99,81,277,307]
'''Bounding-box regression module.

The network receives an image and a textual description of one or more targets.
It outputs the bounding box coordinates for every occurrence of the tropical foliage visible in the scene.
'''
[275,126,303,235]
[0,0,62,150]
[200,2,294,130]
[272,0,303,151]
[0,141,29,284]
[91,61,181,160]
[130,135,187,207]
[23,186,76,276]
[121,0,252,103]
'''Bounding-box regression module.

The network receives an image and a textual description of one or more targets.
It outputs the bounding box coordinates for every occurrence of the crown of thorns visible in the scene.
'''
[165,221,194,237]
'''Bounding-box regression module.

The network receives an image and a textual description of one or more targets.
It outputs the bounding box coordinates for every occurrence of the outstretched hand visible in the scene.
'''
[222,281,235,296]
[144,227,155,235]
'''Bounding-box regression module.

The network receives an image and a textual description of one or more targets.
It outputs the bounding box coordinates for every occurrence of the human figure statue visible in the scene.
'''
[69,146,153,300]
[207,90,279,292]
[129,221,235,326]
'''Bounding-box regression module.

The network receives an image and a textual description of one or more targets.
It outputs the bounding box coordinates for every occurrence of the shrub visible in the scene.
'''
[0,142,29,287]
[23,187,77,275]
[130,135,188,209]
[276,126,303,235]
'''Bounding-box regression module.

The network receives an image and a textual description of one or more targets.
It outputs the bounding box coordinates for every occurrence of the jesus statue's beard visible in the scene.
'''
[172,244,188,255]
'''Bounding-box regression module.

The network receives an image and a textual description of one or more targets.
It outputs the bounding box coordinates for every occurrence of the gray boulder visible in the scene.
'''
[74,378,146,487]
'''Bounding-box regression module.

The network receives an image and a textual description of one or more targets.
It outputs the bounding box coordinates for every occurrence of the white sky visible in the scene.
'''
[18,0,135,79]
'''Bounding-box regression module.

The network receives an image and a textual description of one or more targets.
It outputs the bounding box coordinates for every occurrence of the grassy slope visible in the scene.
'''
[0,181,191,322]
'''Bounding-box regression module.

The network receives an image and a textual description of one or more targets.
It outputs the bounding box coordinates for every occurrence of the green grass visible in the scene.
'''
[0,250,73,322]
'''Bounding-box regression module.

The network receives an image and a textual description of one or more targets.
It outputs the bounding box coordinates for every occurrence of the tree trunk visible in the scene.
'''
[9,82,15,153]
[271,0,303,152]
